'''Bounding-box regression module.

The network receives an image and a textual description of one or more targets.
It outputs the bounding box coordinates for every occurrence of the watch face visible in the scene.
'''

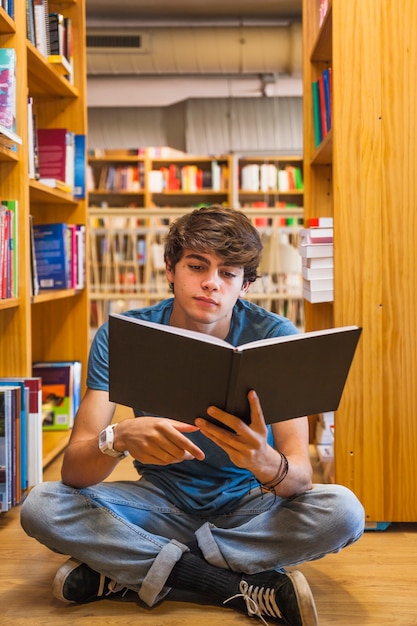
[99,430,107,446]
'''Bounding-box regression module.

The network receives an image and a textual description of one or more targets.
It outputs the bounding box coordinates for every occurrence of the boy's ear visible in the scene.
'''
[165,261,174,282]
[240,281,251,297]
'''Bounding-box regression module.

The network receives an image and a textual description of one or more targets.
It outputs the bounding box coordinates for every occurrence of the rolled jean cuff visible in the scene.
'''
[138,539,188,607]
[196,522,230,570]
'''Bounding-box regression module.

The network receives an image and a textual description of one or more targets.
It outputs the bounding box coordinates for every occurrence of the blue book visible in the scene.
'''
[73,134,86,199]
[33,223,71,290]
[322,68,332,132]
[0,381,28,494]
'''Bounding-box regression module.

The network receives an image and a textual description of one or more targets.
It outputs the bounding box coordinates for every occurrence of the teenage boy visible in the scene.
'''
[21,206,364,626]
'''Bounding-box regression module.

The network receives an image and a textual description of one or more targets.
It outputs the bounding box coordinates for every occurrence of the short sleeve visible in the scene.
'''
[86,322,110,391]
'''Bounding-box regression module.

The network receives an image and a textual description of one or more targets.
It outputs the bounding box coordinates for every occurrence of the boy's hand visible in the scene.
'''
[195,390,278,478]
[116,416,205,465]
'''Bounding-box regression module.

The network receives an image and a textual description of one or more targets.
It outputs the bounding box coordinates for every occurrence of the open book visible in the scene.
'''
[109,313,362,426]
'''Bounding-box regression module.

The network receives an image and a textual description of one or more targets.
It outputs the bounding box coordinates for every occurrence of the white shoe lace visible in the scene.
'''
[223,580,284,625]
[98,575,128,597]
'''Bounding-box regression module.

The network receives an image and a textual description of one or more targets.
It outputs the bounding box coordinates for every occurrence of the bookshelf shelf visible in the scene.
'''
[27,43,78,98]
[310,128,333,165]
[310,1,332,62]
[0,0,88,506]
[87,197,304,332]
[29,180,78,205]
[0,145,19,162]
[32,289,82,305]
[0,298,19,311]
[0,6,15,33]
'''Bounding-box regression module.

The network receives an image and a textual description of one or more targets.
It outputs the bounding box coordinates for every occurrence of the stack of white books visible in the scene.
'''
[298,217,334,303]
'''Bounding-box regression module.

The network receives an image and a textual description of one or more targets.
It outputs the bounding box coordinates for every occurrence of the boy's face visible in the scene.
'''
[166,250,250,336]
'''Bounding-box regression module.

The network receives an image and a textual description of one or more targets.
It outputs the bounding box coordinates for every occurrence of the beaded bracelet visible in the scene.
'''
[259,451,289,493]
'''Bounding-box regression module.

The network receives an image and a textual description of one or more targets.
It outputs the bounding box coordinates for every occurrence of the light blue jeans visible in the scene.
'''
[21,478,364,607]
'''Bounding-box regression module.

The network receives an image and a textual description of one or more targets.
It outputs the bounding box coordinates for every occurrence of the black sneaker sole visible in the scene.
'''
[287,570,318,626]
[53,558,84,602]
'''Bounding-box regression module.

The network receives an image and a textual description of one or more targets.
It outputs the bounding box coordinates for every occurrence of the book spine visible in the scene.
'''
[226,352,250,425]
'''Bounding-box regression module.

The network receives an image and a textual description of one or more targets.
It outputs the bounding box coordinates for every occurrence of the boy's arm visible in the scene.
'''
[61,388,119,488]
[196,390,313,498]
[61,388,206,489]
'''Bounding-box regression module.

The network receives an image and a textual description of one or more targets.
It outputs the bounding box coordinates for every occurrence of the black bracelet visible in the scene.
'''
[259,451,289,493]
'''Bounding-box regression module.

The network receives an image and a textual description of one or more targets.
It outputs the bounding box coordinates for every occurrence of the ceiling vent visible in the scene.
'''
[86,31,151,53]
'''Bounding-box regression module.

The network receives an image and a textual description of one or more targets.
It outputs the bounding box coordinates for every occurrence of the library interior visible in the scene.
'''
[1,1,417,625]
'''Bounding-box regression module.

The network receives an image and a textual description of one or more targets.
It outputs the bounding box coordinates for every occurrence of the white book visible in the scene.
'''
[302,265,334,280]
[303,277,334,291]
[303,286,334,303]
[302,256,334,269]
[299,227,334,244]
[299,243,334,258]
[241,164,260,191]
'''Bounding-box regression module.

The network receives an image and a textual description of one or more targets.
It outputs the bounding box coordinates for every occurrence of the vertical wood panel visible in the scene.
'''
[333,0,385,520]
[380,1,417,519]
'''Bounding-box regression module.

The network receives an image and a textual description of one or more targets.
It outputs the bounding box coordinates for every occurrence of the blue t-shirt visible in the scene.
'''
[87,298,298,515]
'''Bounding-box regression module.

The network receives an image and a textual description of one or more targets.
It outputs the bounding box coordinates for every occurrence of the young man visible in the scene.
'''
[21,206,364,626]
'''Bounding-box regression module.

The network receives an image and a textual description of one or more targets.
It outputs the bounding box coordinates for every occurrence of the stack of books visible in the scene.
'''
[299,217,334,303]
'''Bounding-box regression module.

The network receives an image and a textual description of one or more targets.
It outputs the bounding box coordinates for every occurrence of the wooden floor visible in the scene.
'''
[1,451,417,625]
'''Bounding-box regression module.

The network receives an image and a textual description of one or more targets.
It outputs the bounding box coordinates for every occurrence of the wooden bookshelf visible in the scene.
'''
[302,0,417,523]
[0,1,88,490]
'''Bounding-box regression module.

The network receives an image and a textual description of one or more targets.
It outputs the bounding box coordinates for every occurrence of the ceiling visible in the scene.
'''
[85,0,302,23]
[85,0,303,108]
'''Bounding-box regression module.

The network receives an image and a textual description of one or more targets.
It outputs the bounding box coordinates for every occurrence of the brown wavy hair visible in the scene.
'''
[164,205,262,286]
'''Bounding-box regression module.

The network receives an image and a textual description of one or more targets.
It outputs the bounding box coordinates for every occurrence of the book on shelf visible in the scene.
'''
[32,361,82,431]
[303,286,334,304]
[29,215,40,296]
[299,227,334,244]
[0,200,18,299]
[303,277,334,291]
[302,255,334,269]
[0,383,25,511]
[48,9,74,81]
[26,0,37,47]
[38,177,72,193]
[33,222,71,289]
[0,48,19,149]
[1,0,14,19]
[32,222,85,290]
[322,68,332,132]
[33,0,51,58]
[0,386,13,512]
[312,80,322,148]
[308,216,333,228]
[299,242,334,258]
[37,127,75,191]
[302,265,334,280]
[0,377,43,489]
[73,134,86,199]
[109,313,362,428]
[47,54,72,78]
[27,97,40,180]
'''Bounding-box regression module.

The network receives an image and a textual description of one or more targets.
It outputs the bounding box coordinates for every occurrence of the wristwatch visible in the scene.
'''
[99,424,128,459]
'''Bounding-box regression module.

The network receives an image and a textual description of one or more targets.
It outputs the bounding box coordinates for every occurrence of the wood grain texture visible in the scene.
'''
[303,0,417,522]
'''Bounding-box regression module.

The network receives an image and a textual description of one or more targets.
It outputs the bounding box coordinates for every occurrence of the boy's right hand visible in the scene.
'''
[115,416,206,465]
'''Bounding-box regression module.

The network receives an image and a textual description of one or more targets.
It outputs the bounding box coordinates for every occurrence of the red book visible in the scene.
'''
[37,128,74,188]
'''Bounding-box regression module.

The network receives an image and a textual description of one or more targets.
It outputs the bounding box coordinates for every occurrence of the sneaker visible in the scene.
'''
[53,558,125,603]
[224,569,318,626]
